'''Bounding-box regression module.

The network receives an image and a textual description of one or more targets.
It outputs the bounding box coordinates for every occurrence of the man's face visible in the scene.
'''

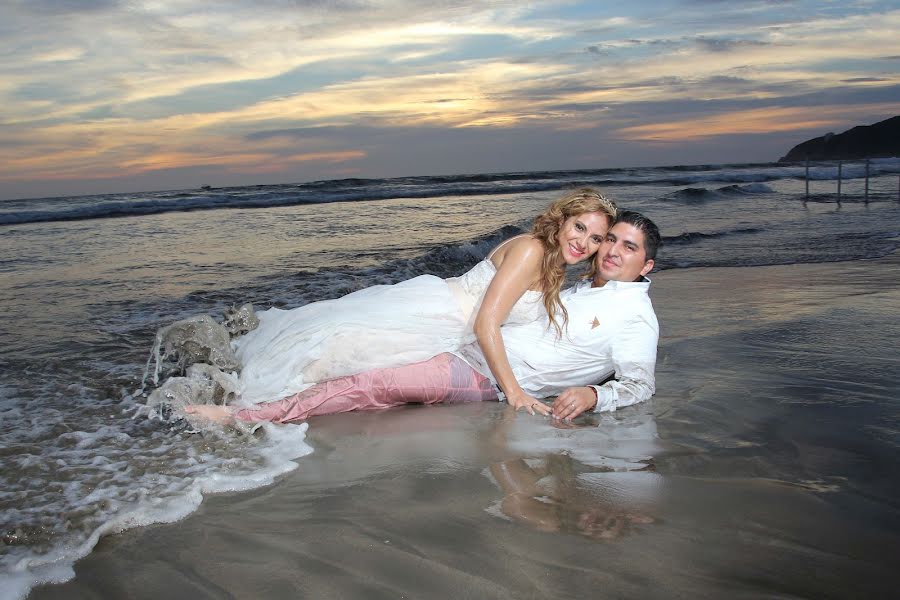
[596,222,654,282]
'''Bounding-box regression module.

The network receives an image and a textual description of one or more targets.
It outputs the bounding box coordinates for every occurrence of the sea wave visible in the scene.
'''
[664,183,775,203]
[5,159,898,226]
[663,226,764,246]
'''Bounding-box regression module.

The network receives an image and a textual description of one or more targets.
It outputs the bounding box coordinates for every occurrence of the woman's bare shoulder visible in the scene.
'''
[491,235,545,269]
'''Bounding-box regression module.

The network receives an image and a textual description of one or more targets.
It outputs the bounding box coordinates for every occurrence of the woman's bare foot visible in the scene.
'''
[183,404,236,425]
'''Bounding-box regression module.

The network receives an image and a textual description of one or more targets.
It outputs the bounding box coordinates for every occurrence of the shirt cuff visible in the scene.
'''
[588,385,616,413]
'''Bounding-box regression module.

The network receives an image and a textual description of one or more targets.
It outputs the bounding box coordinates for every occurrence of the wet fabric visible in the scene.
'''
[235,353,499,423]
[234,258,543,404]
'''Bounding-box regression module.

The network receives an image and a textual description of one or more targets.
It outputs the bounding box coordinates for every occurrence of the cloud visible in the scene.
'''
[1,0,569,127]
[693,37,771,52]
[615,103,900,142]
[11,0,122,14]
[2,1,900,198]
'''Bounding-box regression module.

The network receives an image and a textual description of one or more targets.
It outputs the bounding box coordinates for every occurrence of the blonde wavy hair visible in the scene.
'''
[531,188,617,336]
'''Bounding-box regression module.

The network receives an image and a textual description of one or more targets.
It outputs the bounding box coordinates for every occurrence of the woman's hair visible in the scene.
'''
[531,188,617,335]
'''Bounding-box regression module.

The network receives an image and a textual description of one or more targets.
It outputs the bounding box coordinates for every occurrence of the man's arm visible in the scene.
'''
[551,314,658,420]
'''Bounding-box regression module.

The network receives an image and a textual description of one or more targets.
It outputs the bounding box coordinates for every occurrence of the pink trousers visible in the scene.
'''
[234,352,498,424]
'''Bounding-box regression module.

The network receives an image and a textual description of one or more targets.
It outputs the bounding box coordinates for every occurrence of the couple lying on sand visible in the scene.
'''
[181,188,660,426]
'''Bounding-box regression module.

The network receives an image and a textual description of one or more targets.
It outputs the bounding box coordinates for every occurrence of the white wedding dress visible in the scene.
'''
[234,246,544,404]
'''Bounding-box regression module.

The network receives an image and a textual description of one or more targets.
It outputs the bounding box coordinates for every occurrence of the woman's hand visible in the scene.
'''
[506,389,552,416]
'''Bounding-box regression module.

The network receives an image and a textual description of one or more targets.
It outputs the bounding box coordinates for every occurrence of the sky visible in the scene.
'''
[1,0,898,200]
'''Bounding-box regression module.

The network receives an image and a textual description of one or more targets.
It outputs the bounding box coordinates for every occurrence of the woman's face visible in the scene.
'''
[557,211,610,265]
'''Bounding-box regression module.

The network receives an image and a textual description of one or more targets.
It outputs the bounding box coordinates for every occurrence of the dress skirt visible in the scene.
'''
[234,275,471,403]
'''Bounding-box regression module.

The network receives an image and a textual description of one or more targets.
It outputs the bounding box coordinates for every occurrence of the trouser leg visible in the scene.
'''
[235,353,497,424]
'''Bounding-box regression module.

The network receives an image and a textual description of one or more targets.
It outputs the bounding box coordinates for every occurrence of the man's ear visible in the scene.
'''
[639,259,654,277]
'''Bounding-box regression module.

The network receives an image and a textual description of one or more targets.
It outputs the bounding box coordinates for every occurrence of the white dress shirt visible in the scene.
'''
[456,277,659,412]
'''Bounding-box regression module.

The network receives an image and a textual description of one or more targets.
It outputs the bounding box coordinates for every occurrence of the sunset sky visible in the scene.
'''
[2,0,898,200]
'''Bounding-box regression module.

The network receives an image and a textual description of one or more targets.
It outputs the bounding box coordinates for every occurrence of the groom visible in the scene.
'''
[192,210,660,424]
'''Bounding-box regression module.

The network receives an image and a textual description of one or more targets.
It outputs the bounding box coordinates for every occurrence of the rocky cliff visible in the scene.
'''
[779,115,900,162]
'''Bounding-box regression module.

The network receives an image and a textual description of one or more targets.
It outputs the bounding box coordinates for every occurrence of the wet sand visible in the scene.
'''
[30,254,900,599]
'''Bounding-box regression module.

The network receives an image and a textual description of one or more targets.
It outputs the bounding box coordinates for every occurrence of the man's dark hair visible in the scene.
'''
[615,210,661,261]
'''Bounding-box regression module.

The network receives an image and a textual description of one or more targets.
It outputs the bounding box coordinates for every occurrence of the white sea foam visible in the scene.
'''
[0,379,313,600]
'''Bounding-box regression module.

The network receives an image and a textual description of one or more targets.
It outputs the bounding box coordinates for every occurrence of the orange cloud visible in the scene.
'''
[616,104,900,141]
[0,141,366,181]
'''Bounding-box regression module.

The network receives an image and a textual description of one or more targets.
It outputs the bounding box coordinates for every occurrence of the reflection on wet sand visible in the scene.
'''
[485,405,661,541]
[490,455,655,539]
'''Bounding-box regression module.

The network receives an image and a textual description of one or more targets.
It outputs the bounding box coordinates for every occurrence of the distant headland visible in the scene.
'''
[779,115,900,162]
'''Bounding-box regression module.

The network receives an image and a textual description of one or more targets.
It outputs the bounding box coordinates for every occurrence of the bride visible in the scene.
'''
[196,188,616,415]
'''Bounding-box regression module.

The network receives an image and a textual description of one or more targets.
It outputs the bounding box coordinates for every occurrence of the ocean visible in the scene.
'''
[2,159,899,599]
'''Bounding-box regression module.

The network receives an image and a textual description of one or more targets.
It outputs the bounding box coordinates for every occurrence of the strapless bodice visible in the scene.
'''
[446,259,544,326]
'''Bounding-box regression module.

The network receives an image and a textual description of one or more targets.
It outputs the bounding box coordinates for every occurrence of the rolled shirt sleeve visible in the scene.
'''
[589,312,658,413]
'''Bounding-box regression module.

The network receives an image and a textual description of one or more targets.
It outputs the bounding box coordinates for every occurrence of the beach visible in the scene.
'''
[2,161,899,598]
[25,253,900,599]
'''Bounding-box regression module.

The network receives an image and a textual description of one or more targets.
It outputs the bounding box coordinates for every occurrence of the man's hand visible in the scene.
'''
[551,387,597,420]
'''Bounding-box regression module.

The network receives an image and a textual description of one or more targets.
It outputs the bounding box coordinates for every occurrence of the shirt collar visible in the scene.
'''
[572,275,652,293]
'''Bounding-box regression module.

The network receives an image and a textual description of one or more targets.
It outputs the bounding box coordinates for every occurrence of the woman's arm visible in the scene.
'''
[474,237,551,416]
